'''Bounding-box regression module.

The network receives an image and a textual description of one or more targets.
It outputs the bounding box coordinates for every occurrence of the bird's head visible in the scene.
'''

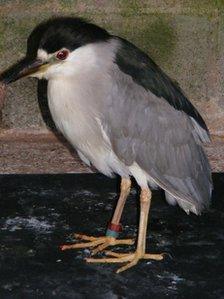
[0,17,111,83]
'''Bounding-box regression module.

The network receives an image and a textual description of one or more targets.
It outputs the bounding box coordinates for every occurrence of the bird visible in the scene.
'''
[0,17,212,273]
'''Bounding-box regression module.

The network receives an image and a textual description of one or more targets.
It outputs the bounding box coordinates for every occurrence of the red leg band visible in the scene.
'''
[107,222,122,232]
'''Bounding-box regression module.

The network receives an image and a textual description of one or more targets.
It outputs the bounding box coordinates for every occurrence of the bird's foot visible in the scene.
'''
[60,233,134,255]
[86,250,164,273]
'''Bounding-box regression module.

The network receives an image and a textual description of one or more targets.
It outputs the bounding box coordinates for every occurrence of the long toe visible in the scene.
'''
[60,233,134,253]
[91,238,134,255]
[105,251,130,257]
[60,238,103,250]
[74,233,100,241]
[86,251,164,273]
[86,254,134,264]
[116,258,139,273]
[143,253,164,260]
[116,253,164,273]
[91,242,111,255]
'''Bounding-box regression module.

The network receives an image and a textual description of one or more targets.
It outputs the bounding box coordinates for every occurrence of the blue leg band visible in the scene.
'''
[106,229,119,238]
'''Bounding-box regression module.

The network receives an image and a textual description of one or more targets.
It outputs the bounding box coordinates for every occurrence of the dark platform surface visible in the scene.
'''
[0,174,224,299]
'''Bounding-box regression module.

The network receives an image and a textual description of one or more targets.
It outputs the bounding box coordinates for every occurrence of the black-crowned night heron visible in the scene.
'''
[0,17,212,273]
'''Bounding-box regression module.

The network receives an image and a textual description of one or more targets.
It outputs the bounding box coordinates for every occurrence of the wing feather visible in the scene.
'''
[103,47,212,214]
[114,36,210,140]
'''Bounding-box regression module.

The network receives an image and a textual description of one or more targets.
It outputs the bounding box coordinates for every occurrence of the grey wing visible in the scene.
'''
[103,66,212,215]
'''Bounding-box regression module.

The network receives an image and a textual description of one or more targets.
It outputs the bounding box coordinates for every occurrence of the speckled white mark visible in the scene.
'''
[73,190,98,197]
[157,272,185,291]
[1,216,54,234]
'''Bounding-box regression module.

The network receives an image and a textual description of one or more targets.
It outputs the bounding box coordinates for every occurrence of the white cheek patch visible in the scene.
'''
[37,49,52,61]
[67,45,96,64]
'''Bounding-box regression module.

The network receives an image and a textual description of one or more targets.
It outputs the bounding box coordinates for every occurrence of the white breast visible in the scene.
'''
[48,77,103,151]
[46,40,130,177]
[47,77,129,178]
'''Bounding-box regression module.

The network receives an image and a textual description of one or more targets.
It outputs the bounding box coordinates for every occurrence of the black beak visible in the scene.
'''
[0,57,48,84]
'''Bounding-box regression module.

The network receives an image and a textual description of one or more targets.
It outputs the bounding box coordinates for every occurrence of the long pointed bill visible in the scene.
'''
[0,57,49,84]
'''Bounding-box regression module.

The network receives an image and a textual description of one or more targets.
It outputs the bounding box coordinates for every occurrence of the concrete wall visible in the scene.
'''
[0,1,224,134]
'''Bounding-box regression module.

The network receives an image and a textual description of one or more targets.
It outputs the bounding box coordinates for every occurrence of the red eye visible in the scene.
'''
[56,50,69,60]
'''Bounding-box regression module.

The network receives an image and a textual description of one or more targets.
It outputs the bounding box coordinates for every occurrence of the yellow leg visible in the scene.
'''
[61,178,133,254]
[111,177,131,224]
[86,187,164,273]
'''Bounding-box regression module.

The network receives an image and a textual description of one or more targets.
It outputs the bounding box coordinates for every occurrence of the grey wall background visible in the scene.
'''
[0,0,224,136]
